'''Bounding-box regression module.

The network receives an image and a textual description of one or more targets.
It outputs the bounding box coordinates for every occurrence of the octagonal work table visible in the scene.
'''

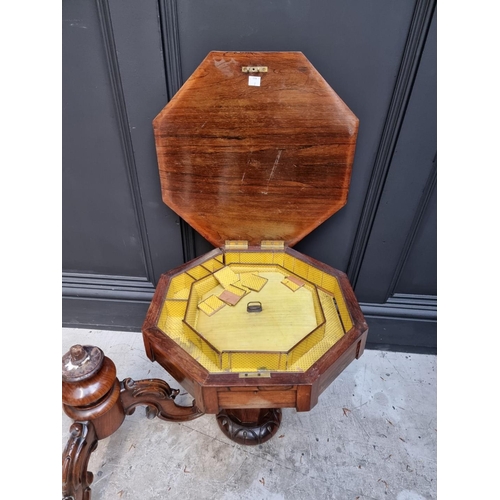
[143,51,368,444]
[62,51,368,499]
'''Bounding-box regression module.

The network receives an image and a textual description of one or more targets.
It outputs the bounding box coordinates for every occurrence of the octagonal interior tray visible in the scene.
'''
[157,248,352,374]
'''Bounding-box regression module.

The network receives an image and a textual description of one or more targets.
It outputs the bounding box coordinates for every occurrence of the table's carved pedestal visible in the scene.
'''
[216,408,282,445]
[62,345,203,500]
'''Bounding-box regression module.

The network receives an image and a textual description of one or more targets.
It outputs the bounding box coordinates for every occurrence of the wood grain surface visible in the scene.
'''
[153,51,358,247]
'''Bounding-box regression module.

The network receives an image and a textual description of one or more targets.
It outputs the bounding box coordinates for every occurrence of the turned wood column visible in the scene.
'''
[62,345,125,500]
[62,344,125,440]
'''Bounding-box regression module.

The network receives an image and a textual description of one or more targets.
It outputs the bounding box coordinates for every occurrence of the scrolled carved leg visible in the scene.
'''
[62,421,98,500]
[120,378,204,421]
[62,346,205,500]
[216,408,282,445]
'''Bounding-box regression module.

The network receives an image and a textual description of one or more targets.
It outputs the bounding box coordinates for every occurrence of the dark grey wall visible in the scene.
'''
[63,0,436,353]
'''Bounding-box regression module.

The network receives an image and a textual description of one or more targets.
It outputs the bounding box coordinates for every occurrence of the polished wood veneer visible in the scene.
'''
[146,51,367,444]
[153,51,359,248]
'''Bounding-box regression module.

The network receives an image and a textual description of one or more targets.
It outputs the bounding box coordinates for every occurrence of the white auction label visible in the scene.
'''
[248,75,261,87]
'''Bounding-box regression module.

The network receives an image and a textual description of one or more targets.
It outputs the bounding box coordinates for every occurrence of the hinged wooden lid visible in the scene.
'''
[153,51,358,248]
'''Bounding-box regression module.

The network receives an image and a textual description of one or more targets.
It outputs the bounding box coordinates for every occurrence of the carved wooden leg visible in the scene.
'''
[216,408,282,445]
[62,421,98,500]
[120,378,204,421]
[62,345,204,500]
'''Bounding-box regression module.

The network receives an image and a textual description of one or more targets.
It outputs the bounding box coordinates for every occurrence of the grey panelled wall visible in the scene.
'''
[62,0,437,353]
[63,0,185,326]
[355,9,437,352]
[62,0,148,278]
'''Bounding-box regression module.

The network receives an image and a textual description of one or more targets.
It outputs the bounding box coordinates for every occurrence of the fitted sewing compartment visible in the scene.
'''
[142,51,368,414]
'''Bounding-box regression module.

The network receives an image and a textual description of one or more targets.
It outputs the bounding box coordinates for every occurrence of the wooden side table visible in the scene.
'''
[62,51,369,499]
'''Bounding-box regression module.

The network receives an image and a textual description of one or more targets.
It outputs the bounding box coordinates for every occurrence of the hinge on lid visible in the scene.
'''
[225,240,248,250]
[260,240,285,250]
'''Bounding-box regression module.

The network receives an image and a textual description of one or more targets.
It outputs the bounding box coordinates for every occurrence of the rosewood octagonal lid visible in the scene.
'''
[153,51,358,248]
